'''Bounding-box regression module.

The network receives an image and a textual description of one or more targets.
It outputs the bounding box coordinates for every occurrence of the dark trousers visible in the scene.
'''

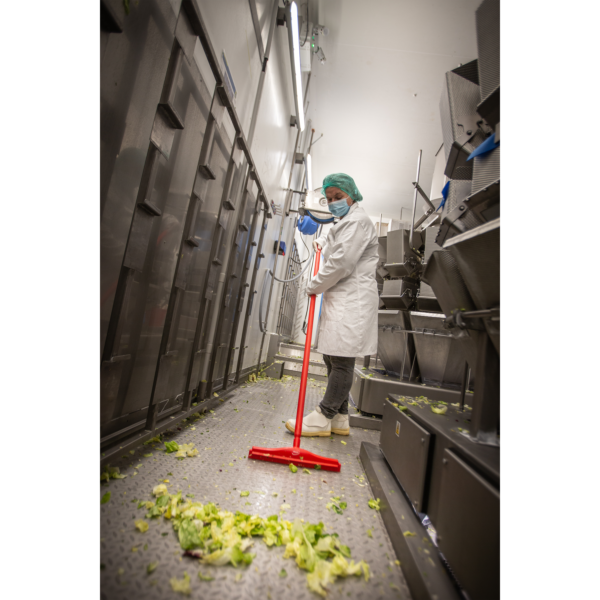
[319,354,356,419]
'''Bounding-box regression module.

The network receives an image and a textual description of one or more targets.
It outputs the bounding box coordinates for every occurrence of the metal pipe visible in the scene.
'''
[460,361,469,411]
[246,0,279,150]
[222,193,262,390]
[409,351,418,381]
[235,208,268,380]
[409,149,422,249]
[204,162,253,398]
[255,127,302,365]
[400,331,408,378]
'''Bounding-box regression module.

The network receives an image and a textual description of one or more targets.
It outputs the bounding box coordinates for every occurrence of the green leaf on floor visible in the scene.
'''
[240,491,250,497]
[164,441,179,453]
[279,568,287,577]
[135,519,149,533]
[101,492,111,505]
[368,498,381,511]
[289,463,298,473]
[147,561,159,574]
[170,571,191,595]
[198,570,213,581]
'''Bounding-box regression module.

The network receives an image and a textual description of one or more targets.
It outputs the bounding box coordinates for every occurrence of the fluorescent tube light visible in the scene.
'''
[286,1,305,131]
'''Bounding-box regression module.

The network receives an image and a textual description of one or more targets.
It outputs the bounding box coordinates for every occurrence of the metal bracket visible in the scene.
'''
[436,178,500,246]
[412,182,436,211]
[100,0,123,33]
[198,164,216,180]
[443,308,499,331]
[276,6,286,26]
[435,203,471,246]
[137,199,162,217]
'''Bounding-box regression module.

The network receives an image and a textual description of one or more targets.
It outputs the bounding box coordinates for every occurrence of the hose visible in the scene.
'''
[289,234,311,264]
[271,250,315,283]
[305,209,334,224]
[258,270,272,333]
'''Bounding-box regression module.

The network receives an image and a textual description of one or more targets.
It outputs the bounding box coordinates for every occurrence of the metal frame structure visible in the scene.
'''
[101,0,295,450]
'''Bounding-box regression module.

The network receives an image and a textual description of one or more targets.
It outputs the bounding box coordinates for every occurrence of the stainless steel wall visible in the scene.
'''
[101,0,314,440]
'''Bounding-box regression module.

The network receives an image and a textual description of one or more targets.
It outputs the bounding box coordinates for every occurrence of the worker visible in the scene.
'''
[286,173,378,437]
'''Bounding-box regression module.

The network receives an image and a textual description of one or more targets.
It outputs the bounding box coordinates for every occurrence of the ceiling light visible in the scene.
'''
[306,153,313,190]
[286,1,305,131]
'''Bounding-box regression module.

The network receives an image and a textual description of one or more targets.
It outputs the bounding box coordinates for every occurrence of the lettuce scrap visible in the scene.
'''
[367,499,381,511]
[101,465,127,483]
[136,487,370,597]
[135,519,149,533]
[170,571,191,595]
[144,435,162,445]
[164,441,179,453]
[153,484,168,497]
[197,571,213,581]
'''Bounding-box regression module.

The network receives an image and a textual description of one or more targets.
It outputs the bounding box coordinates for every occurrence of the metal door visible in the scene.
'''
[100,6,232,436]
[101,0,178,358]
[223,188,264,388]
[213,183,258,385]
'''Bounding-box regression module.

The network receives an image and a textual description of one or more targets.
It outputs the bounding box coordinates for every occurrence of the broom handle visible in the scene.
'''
[293,250,321,448]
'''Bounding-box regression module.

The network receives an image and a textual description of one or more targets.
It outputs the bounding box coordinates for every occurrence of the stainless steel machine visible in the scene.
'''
[359,2,500,599]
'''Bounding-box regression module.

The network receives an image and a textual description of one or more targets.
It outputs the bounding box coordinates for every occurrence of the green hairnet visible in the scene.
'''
[321,173,363,202]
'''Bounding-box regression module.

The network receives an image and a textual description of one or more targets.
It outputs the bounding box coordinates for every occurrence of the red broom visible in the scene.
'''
[248,250,341,472]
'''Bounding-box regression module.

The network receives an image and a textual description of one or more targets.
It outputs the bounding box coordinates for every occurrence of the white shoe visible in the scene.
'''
[331,413,349,435]
[285,405,332,437]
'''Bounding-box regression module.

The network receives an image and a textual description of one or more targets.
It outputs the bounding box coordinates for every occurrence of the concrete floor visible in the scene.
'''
[100,375,412,600]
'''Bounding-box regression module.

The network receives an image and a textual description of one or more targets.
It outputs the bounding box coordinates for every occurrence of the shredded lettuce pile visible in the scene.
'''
[137,486,369,596]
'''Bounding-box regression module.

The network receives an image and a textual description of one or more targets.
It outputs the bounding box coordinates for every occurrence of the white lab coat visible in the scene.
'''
[307,203,379,357]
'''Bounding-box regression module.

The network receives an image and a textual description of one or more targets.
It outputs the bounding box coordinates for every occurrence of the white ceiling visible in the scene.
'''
[307,0,481,219]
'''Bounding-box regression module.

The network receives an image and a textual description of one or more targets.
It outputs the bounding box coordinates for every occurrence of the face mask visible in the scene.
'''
[328,197,351,217]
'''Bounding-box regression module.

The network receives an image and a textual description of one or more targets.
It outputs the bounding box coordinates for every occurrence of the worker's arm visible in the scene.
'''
[307,219,370,296]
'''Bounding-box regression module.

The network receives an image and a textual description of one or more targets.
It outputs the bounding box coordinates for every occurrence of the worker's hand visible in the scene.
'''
[313,241,321,253]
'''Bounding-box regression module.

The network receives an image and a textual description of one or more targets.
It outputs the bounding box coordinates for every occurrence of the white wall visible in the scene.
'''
[202,1,318,371]
[311,0,481,218]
